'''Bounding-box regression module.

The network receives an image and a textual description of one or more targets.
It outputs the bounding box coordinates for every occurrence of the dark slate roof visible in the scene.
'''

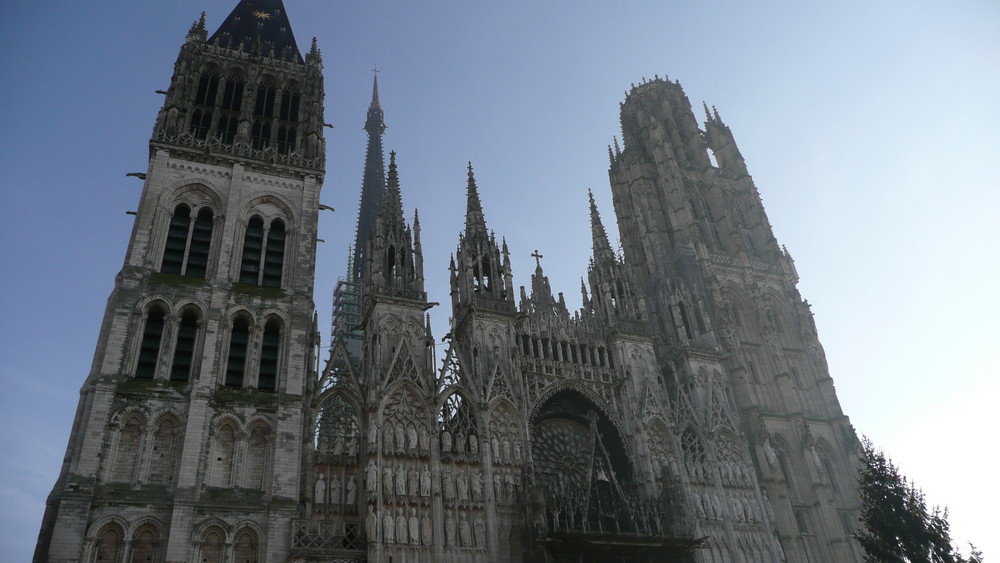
[209,0,303,63]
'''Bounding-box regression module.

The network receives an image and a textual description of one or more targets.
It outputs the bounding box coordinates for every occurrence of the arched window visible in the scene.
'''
[245,426,269,489]
[211,424,236,487]
[199,527,225,563]
[170,308,199,382]
[233,528,259,563]
[93,523,124,562]
[262,219,285,288]
[161,204,214,278]
[239,216,265,284]
[258,317,281,391]
[225,315,251,387]
[239,217,285,288]
[276,89,300,155]
[251,82,276,149]
[111,416,142,482]
[130,526,159,562]
[190,71,220,140]
[136,304,167,379]
[161,204,191,275]
[216,75,245,144]
[148,418,177,484]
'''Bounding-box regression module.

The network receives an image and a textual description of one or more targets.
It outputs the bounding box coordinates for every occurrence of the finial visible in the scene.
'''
[712,105,722,122]
[703,101,712,122]
[608,145,615,167]
[187,11,207,41]
[613,136,621,156]
[531,250,544,268]
[307,37,322,65]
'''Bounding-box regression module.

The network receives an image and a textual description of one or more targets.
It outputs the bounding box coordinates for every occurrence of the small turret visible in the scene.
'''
[365,152,424,295]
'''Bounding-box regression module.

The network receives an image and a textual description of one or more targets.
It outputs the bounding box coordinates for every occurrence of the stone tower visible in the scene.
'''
[34,1,325,561]
[609,77,863,561]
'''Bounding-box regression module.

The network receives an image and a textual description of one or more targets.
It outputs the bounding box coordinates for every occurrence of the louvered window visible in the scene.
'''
[262,219,285,287]
[239,217,285,288]
[135,305,166,379]
[161,204,190,274]
[239,216,265,284]
[225,316,250,387]
[170,309,199,382]
[258,318,281,391]
[217,79,244,144]
[160,204,214,277]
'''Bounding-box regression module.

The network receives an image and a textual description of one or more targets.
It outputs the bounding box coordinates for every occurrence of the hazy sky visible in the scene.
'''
[1,1,998,560]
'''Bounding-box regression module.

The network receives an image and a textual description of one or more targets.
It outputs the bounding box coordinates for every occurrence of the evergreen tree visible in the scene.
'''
[856,438,982,563]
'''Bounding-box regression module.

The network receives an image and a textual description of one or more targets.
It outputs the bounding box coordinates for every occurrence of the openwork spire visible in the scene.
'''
[589,190,615,262]
[464,162,489,240]
[352,73,388,281]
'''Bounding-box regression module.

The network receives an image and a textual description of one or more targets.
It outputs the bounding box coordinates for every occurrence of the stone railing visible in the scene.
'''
[291,519,364,552]
[152,130,325,170]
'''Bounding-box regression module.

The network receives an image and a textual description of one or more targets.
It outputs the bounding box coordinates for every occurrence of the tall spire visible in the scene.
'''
[465,162,489,239]
[351,72,388,281]
[208,0,302,62]
[589,189,615,262]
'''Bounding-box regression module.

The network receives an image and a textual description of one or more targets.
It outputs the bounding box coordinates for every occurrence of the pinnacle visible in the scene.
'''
[464,162,489,239]
[589,190,614,260]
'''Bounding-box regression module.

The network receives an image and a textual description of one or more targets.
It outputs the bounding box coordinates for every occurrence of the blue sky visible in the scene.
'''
[1,1,998,560]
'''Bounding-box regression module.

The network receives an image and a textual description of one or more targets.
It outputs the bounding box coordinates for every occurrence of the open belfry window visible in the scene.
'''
[251,81,276,149]
[239,215,285,287]
[161,204,214,277]
[225,315,251,387]
[190,70,220,140]
[216,73,245,144]
[170,308,200,382]
[276,88,300,154]
[257,317,282,391]
[135,304,167,379]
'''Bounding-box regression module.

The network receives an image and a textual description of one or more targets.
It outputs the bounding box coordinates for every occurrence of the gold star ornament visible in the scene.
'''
[252,10,273,20]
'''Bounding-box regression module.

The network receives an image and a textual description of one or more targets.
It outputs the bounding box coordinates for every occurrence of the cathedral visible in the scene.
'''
[35,1,865,561]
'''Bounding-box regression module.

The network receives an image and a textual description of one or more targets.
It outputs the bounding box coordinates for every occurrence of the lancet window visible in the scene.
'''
[135,304,167,379]
[110,415,143,482]
[198,527,225,563]
[315,394,359,457]
[160,204,214,278]
[93,523,124,562]
[147,417,178,484]
[233,528,259,563]
[239,215,286,288]
[224,315,251,387]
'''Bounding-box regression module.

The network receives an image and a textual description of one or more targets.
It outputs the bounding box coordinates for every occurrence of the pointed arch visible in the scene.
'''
[438,389,480,458]
[110,413,144,482]
[209,419,238,487]
[380,381,430,455]
[147,414,181,484]
[91,521,125,563]
[384,340,418,387]
[314,391,360,456]
[135,301,169,379]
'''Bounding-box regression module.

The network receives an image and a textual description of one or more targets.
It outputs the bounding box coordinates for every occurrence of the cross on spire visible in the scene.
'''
[531,250,544,267]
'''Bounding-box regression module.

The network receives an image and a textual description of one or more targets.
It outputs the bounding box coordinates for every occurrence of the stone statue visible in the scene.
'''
[382,468,393,495]
[408,508,419,545]
[383,512,395,544]
[420,466,431,497]
[459,514,473,547]
[455,432,465,453]
[494,473,504,501]
[408,468,419,497]
[468,433,478,455]
[314,474,326,504]
[420,514,432,546]
[329,476,341,506]
[407,424,418,450]
[502,438,511,461]
[471,470,483,500]
[492,437,501,460]
[442,470,456,499]
[332,434,343,455]
[366,504,378,542]
[346,475,357,505]
[395,508,407,544]
[395,423,405,453]
[366,460,377,492]
[442,430,452,452]
[513,439,522,463]
[762,438,777,468]
[395,465,406,496]
[505,472,516,500]
[474,517,486,547]
[445,511,456,546]
[383,426,394,454]
[456,470,468,501]
[418,426,429,450]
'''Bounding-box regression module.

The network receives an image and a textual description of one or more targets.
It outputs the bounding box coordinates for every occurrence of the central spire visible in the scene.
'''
[352,72,388,281]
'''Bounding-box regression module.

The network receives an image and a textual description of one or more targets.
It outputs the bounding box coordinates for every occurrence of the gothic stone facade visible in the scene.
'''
[36,2,863,562]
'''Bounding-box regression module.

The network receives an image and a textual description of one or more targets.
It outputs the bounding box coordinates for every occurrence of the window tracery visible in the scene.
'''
[160,204,214,278]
